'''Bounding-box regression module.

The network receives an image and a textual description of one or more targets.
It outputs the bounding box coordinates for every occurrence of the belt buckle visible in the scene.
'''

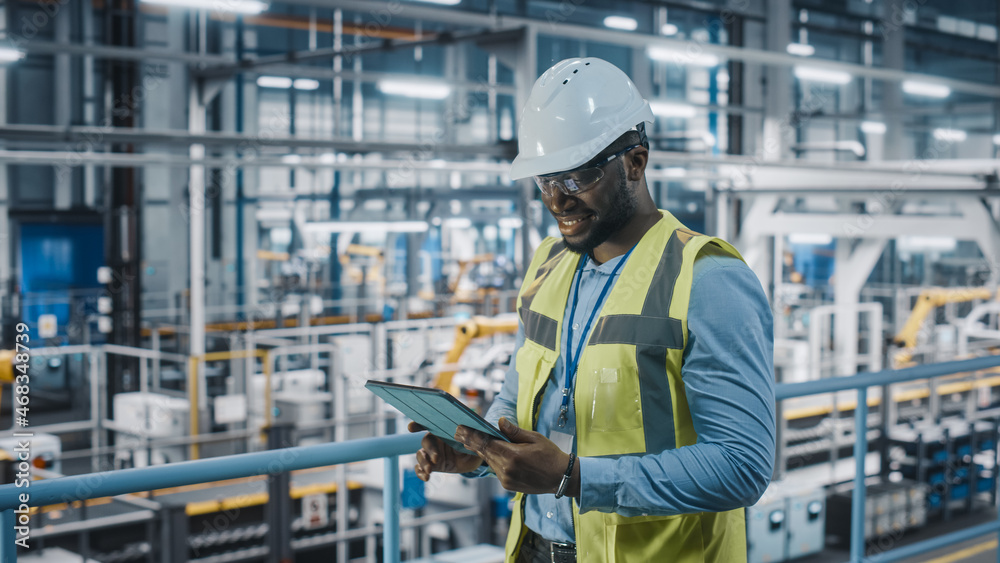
[549,540,575,563]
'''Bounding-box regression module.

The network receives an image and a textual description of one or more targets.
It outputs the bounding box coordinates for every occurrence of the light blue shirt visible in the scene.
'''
[484,246,775,542]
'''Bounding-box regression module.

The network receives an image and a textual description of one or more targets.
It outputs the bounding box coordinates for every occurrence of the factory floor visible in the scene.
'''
[810,509,998,563]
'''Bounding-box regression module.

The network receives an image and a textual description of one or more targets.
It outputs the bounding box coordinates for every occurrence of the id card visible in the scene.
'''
[550,429,575,453]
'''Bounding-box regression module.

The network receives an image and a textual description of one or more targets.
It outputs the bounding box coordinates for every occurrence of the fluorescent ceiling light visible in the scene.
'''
[319,153,338,164]
[141,0,268,13]
[257,76,293,89]
[786,43,815,57]
[663,167,687,177]
[788,233,833,245]
[932,128,966,142]
[293,78,320,90]
[0,47,25,62]
[902,80,950,98]
[793,66,852,84]
[993,134,1000,145]
[378,79,451,100]
[898,236,957,252]
[650,101,697,118]
[256,208,293,221]
[499,217,523,229]
[304,221,429,234]
[604,16,638,31]
[281,154,302,164]
[648,46,719,67]
[443,218,472,229]
[860,121,886,134]
[661,23,679,36]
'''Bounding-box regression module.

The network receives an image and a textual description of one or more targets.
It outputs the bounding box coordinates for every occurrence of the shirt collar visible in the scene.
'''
[581,252,628,275]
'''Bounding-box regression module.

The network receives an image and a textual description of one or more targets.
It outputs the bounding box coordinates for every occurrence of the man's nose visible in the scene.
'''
[546,189,576,214]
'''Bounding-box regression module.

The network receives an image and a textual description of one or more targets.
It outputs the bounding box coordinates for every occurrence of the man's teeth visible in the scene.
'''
[561,217,586,226]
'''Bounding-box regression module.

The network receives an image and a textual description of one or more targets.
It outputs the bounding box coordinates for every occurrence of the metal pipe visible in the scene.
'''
[0,433,424,510]
[1,509,15,563]
[0,149,512,171]
[90,350,101,473]
[865,520,1000,562]
[0,146,987,181]
[248,0,1000,98]
[850,388,868,563]
[384,456,401,563]
[775,355,1000,400]
[197,26,525,79]
[189,94,207,458]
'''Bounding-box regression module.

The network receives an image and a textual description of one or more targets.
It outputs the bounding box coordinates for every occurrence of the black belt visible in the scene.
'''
[523,528,576,563]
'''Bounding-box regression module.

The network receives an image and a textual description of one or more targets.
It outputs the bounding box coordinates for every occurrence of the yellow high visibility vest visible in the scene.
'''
[505,210,748,563]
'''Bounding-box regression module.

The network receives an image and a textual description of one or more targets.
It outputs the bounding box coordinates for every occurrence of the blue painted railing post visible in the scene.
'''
[2,508,16,563]
[851,388,869,563]
[384,455,401,563]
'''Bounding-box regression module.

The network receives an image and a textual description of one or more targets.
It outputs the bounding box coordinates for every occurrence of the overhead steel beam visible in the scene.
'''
[281,0,1000,99]
[350,187,519,201]
[25,39,231,65]
[21,44,519,95]
[196,26,527,79]
[0,149,514,173]
[228,64,518,95]
[721,188,999,197]
[0,147,991,184]
[15,4,1000,99]
[749,214,973,238]
[0,124,513,158]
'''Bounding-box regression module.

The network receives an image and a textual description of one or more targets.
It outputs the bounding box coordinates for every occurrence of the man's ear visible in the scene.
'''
[625,147,648,181]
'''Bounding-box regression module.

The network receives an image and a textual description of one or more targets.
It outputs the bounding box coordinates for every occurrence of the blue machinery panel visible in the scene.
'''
[18,223,105,329]
[3,356,1000,562]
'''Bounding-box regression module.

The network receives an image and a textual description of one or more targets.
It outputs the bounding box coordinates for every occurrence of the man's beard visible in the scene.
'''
[563,163,638,255]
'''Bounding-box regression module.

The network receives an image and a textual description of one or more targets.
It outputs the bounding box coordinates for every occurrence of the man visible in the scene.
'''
[411,57,775,563]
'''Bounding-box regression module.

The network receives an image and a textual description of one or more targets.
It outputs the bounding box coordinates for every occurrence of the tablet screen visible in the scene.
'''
[365,380,509,455]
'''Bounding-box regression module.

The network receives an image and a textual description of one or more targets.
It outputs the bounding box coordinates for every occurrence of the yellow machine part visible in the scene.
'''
[892,287,994,367]
[0,349,14,384]
[433,315,518,394]
[0,349,16,409]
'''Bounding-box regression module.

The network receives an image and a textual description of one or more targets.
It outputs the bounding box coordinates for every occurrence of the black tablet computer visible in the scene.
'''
[365,380,509,455]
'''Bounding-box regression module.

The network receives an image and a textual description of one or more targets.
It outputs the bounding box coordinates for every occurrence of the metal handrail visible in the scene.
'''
[777,354,1000,563]
[0,432,423,563]
[3,355,1000,562]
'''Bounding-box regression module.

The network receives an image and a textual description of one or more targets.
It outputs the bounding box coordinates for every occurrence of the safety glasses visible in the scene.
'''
[533,145,640,197]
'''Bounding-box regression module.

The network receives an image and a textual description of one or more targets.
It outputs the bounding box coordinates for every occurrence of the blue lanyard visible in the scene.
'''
[557,246,635,427]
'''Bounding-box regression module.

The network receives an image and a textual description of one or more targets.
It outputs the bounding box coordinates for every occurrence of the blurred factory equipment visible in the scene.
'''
[3,0,1000,561]
[892,288,995,367]
[827,479,927,544]
[747,477,827,563]
[433,315,518,396]
[110,392,190,468]
[0,432,62,475]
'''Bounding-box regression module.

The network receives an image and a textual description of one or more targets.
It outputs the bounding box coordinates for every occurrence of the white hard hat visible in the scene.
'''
[509,57,654,180]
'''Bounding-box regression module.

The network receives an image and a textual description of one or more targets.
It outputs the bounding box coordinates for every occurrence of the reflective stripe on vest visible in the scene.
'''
[505,211,749,563]
[518,240,566,351]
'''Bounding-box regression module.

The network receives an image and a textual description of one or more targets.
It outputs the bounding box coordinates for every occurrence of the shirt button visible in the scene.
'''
[572,323,580,330]
[547,512,554,519]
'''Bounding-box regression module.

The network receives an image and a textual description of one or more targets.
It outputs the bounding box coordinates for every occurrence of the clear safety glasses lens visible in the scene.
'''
[533,166,606,197]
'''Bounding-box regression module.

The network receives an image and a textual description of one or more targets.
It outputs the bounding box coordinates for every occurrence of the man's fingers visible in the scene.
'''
[456,425,497,459]
[498,417,539,443]
[408,421,427,433]
[416,448,431,468]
